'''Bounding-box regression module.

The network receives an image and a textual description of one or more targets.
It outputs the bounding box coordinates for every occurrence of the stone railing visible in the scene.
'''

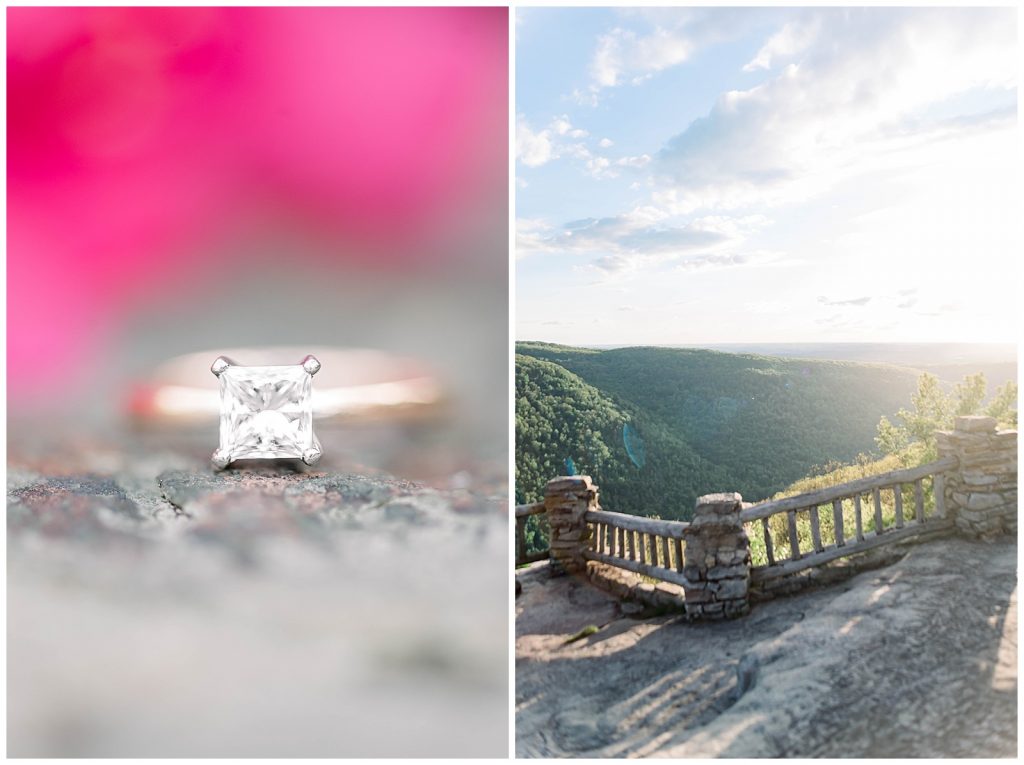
[518,416,1016,621]
[937,416,1017,539]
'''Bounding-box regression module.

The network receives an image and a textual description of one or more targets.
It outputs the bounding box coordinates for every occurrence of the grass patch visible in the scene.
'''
[563,624,600,644]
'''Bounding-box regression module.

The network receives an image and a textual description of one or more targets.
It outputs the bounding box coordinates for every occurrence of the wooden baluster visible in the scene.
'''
[833,499,845,547]
[638,532,647,565]
[516,516,526,564]
[787,510,801,561]
[761,517,775,566]
[873,487,883,535]
[674,538,684,573]
[596,523,604,554]
[617,526,625,559]
[893,483,904,528]
[809,505,823,552]
[854,494,864,541]
[627,529,636,561]
[915,479,925,523]
[933,473,946,519]
[661,536,671,570]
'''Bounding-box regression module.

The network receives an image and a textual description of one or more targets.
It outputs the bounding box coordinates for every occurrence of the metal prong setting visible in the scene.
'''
[211,356,233,376]
[302,445,322,466]
[212,448,232,471]
[301,354,321,376]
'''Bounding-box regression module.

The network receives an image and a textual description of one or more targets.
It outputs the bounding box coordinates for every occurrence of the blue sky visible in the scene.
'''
[516,7,1018,344]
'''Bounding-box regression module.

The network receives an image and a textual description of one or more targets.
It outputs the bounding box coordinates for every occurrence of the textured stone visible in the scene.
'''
[961,471,999,486]
[545,476,595,493]
[707,564,749,581]
[966,492,1010,511]
[712,578,749,600]
[700,601,726,617]
[544,477,599,575]
[940,419,1018,542]
[954,416,997,433]
[683,586,714,604]
[697,492,743,506]
[9,432,508,758]
[517,537,1017,759]
[723,600,750,618]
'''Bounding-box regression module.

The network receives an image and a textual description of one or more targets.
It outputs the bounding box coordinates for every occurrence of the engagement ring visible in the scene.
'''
[129,347,445,470]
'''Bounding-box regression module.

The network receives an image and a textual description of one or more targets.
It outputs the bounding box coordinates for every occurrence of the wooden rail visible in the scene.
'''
[582,509,692,589]
[742,456,958,581]
[515,502,548,566]
[515,502,545,518]
[739,456,957,522]
[751,519,953,582]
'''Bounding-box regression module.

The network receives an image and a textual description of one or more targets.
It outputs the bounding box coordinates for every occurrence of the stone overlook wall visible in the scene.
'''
[938,416,1018,541]
[544,476,597,575]
[531,417,1017,622]
[681,493,751,620]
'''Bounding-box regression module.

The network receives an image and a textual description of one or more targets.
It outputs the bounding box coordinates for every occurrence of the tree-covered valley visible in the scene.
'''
[515,342,1016,522]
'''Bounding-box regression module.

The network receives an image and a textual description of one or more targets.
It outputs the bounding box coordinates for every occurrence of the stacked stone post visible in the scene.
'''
[544,476,598,575]
[681,492,751,620]
[936,416,1018,540]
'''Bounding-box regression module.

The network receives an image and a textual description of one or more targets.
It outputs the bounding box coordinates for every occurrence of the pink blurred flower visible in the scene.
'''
[7,7,507,404]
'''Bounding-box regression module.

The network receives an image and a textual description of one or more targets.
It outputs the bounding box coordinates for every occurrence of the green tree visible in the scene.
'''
[900,373,953,445]
[986,381,1019,428]
[876,371,1018,462]
[875,415,909,455]
[954,373,987,416]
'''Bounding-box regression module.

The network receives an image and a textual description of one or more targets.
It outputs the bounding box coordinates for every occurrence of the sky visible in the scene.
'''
[516,7,1019,345]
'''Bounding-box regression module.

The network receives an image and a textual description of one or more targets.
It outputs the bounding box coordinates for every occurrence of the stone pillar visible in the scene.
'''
[681,492,751,620]
[544,476,598,575]
[936,416,1018,540]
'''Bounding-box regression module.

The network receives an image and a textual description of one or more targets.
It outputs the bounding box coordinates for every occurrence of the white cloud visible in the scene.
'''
[516,218,555,257]
[817,295,872,307]
[586,155,612,178]
[652,8,1017,212]
[675,250,782,272]
[516,115,601,170]
[743,17,819,72]
[550,115,588,138]
[599,138,614,148]
[582,8,772,100]
[591,26,693,89]
[615,154,651,169]
[515,116,554,168]
[517,210,775,280]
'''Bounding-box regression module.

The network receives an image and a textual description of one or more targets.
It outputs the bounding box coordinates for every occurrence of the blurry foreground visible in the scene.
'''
[7,271,509,757]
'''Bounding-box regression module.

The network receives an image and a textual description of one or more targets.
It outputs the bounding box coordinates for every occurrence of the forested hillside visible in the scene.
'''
[516,342,927,518]
[515,354,727,520]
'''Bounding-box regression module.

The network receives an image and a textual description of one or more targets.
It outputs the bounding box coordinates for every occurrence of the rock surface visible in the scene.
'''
[8,436,508,757]
[516,537,1016,758]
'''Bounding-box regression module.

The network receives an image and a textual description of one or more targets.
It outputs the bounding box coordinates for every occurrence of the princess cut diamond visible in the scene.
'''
[212,356,321,469]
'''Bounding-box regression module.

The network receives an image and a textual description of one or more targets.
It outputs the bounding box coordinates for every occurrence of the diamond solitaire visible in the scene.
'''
[211,354,322,469]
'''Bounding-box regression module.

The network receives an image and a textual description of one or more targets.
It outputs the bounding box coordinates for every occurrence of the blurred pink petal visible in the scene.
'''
[7,7,508,405]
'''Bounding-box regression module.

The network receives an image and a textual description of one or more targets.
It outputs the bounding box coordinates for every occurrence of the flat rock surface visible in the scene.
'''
[8,435,508,757]
[516,537,1016,758]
